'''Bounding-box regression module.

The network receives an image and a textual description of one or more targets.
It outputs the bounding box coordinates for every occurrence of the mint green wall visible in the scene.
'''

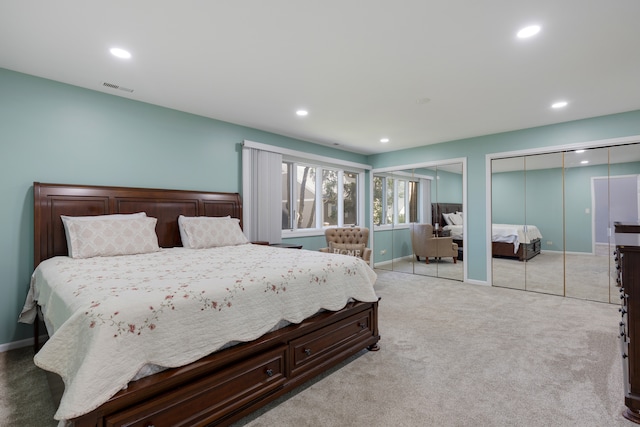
[493,161,640,254]
[372,228,412,264]
[491,170,526,224]
[373,229,393,264]
[432,170,463,204]
[369,110,640,282]
[0,68,367,346]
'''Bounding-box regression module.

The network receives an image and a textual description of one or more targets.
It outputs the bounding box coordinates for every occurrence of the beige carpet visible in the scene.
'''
[0,269,634,426]
[492,252,615,303]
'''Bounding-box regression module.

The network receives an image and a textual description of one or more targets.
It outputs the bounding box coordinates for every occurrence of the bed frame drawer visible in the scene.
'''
[290,309,373,376]
[104,346,287,427]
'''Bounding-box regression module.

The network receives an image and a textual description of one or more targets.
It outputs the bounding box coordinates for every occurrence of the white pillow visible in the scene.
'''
[61,215,160,258]
[450,212,463,226]
[178,215,248,249]
[178,215,230,248]
[61,213,147,257]
[442,213,454,226]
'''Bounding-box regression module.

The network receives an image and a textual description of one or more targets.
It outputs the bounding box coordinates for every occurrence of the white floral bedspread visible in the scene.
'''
[18,244,378,421]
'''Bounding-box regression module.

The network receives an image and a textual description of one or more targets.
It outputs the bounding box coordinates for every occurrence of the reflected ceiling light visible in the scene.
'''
[575,149,585,154]
[581,160,589,164]
[296,110,308,117]
[517,25,541,39]
[380,138,390,143]
[110,48,131,59]
[551,101,568,109]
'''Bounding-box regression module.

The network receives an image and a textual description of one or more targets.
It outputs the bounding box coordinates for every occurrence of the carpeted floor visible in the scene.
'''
[0,269,634,426]
[380,251,617,304]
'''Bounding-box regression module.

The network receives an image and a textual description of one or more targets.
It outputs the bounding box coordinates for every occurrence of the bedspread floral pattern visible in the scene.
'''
[21,244,377,421]
[66,248,361,337]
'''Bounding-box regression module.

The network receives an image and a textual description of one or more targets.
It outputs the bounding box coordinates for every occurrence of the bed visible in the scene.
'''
[19,182,381,427]
[431,202,543,261]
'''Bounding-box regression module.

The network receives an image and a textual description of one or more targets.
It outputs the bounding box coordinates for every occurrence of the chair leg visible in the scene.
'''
[425,257,429,264]
[416,255,420,261]
[453,257,457,264]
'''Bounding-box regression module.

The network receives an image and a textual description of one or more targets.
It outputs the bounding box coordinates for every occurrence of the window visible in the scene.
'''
[243,139,369,239]
[282,160,364,232]
[373,174,421,226]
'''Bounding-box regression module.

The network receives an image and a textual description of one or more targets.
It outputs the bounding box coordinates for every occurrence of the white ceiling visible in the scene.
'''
[2,1,640,155]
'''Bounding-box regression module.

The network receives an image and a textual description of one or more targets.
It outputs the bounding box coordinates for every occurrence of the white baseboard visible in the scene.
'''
[0,335,47,353]
[465,278,490,286]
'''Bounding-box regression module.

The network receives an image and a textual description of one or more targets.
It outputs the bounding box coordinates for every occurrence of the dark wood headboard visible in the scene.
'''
[431,202,463,226]
[33,182,242,267]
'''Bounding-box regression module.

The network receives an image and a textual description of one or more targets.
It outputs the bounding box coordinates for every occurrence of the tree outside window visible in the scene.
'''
[282,161,362,230]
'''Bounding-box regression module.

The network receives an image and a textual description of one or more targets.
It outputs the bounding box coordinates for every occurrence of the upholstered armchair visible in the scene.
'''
[410,223,458,264]
[319,227,372,262]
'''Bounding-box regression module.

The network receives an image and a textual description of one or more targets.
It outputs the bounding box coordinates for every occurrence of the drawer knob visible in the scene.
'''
[304,348,312,356]
[358,322,367,329]
[266,368,274,377]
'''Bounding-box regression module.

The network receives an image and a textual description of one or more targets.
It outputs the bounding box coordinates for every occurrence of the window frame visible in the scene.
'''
[373,172,423,230]
[282,158,366,238]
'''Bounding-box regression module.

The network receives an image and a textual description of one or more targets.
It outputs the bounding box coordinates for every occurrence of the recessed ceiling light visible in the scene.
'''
[551,101,568,109]
[296,110,308,117]
[380,138,390,143]
[110,48,131,59]
[517,25,541,39]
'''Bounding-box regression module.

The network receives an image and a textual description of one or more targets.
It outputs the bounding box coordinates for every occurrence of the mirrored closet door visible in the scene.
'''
[491,142,640,303]
[372,161,464,282]
[523,152,564,296]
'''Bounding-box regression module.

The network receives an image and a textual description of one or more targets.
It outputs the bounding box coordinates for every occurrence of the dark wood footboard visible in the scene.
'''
[70,299,380,427]
[492,238,541,261]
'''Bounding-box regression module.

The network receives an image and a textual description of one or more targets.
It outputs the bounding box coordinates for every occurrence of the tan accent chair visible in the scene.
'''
[319,227,372,262]
[410,223,458,264]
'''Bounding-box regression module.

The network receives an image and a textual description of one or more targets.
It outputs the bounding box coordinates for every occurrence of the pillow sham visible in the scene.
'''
[61,212,147,258]
[178,214,229,248]
[450,212,463,226]
[178,215,248,249]
[442,213,454,226]
[62,215,160,259]
[329,242,366,258]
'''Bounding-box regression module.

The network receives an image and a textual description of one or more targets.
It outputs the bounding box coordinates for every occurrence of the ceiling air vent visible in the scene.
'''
[101,82,134,93]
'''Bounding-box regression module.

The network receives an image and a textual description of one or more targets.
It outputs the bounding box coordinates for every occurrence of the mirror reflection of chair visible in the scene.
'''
[410,223,458,264]
[319,227,372,262]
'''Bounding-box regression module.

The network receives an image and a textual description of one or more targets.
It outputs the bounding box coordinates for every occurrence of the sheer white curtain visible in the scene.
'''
[420,178,432,224]
[242,146,283,244]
